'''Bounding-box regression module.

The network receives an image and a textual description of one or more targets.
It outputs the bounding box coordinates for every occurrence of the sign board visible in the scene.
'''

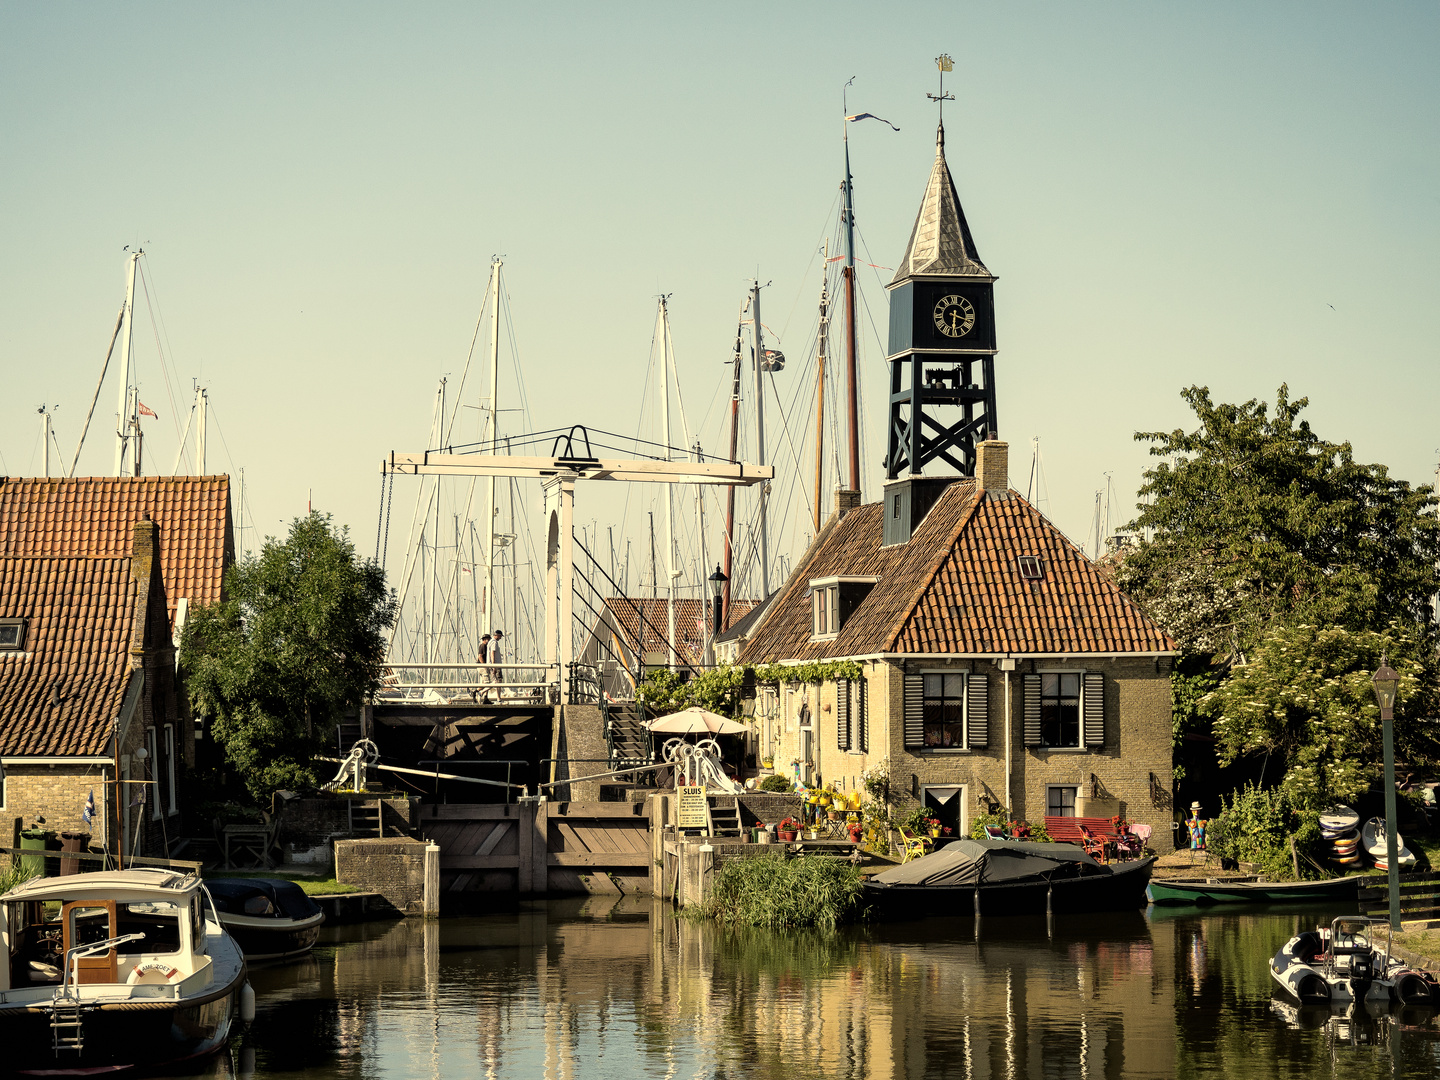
[677,785,709,830]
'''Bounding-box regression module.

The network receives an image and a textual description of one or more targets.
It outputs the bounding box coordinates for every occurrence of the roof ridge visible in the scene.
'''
[882,483,984,652]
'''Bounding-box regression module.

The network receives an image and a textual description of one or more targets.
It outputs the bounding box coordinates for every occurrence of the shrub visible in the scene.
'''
[1206,783,1320,880]
[758,773,791,793]
[694,853,866,929]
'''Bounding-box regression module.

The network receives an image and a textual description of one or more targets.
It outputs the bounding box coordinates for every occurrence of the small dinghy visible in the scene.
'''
[205,878,325,962]
[1319,805,1360,838]
[1271,916,1439,1009]
[1361,818,1416,869]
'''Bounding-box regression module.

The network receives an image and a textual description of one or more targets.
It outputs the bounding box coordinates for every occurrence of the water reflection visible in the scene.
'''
[210,900,1440,1079]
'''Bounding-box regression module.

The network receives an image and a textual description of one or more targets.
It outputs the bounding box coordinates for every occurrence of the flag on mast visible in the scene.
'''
[138,402,158,419]
[82,789,95,825]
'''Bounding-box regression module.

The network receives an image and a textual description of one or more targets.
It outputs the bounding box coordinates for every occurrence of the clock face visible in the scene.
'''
[933,295,976,339]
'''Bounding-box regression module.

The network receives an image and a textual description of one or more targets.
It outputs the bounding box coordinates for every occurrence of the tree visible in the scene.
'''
[181,513,396,800]
[1118,385,1440,662]
[1198,622,1439,809]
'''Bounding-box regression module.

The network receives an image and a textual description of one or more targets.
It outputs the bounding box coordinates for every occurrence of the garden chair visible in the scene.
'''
[983,824,1009,840]
[898,828,932,863]
[1114,822,1151,860]
[1076,824,1109,864]
[223,810,281,870]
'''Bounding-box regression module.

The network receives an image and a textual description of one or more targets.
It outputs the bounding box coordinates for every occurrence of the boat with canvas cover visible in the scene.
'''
[205,878,325,961]
[1148,874,1361,906]
[0,868,252,1074]
[864,838,1154,917]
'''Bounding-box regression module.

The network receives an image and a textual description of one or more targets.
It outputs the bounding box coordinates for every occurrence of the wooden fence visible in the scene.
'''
[1358,871,1440,922]
[420,801,654,896]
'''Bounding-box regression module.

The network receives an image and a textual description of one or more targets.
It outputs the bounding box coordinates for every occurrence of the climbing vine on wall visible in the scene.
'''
[635,660,866,718]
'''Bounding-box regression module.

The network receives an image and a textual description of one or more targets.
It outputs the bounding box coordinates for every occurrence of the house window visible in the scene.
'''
[1048,786,1078,817]
[837,677,867,753]
[1041,673,1081,748]
[1016,556,1045,582]
[147,729,161,821]
[164,725,178,816]
[923,673,966,748]
[0,618,26,651]
[811,586,838,638]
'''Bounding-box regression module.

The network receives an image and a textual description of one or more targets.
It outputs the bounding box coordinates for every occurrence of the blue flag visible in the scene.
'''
[82,790,94,826]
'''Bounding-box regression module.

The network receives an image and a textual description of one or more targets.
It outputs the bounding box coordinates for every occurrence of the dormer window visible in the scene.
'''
[1016,556,1045,582]
[0,618,26,651]
[809,576,878,640]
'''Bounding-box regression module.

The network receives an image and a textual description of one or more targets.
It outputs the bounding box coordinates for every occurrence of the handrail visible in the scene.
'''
[59,933,146,997]
[418,759,528,804]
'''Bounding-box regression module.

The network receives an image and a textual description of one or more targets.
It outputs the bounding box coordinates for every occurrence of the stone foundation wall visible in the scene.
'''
[335,837,430,915]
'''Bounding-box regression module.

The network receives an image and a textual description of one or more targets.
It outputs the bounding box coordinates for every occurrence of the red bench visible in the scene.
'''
[1044,816,1123,862]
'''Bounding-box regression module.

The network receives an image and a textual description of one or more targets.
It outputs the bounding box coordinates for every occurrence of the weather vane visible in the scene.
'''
[927,54,955,123]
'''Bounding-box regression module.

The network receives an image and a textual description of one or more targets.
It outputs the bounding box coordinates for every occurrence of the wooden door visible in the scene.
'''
[61,900,117,984]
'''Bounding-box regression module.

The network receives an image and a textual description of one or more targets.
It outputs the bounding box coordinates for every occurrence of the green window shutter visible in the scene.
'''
[1023,674,1043,747]
[966,673,988,748]
[836,679,851,751]
[1083,671,1105,748]
[903,673,925,748]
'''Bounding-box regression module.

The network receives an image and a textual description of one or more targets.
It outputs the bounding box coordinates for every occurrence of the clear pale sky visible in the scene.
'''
[4,4,1437,600]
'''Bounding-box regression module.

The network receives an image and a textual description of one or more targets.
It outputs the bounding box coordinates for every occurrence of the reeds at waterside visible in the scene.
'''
[693,853,866,929]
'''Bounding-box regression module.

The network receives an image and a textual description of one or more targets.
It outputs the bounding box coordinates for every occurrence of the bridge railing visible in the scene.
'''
[376,662,556,704]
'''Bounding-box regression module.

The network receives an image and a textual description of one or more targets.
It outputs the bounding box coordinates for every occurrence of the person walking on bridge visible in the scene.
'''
[486,630,505,701]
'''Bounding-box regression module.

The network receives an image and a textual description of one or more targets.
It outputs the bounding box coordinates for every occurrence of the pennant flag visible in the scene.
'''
[138,402,158,419]
[82,789,95,825]
[846,113,901,131]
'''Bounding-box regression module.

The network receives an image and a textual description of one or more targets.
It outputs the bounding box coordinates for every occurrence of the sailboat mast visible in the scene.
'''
[842,131,861,494]
[813,244,831,533]
[40,408,51,477]
[721,309,743,628]
[197,387,208,474]
[658,296,678,671]
[114,251,140,477]
[483,258,502,639]
[752,282,770,597]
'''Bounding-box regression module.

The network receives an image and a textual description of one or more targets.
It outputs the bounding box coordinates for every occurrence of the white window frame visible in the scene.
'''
[1038,670,1085,750]
[147,729,161,821]
[1047,785,1079,818]
[921,783,967,840]
[921,669,969,750]
[164,725,178,816]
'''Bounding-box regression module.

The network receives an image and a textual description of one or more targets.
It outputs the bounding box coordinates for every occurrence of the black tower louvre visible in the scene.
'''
[884,122,998,479]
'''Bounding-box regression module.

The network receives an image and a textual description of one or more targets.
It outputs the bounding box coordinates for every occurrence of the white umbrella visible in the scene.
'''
[646,706,747,735]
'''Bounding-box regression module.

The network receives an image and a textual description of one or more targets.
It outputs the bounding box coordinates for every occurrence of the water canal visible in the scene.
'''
[209,899,1440,1079]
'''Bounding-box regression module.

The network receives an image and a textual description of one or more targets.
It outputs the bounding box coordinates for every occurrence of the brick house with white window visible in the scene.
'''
[0,476,233,858]
[737,442,1178,850]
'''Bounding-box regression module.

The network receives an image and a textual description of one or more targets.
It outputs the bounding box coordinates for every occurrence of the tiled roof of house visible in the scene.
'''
[0,556,136,756]
[601,597,760,668]
[738,482,1175,663]
[0,476,232,626]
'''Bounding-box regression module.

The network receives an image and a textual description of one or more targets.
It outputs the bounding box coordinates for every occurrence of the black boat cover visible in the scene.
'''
[871,838,1104,887]
[206,877,324,920]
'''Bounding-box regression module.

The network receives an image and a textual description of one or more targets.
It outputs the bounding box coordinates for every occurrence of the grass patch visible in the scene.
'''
[201,870,359,896]
[690,853,866,929]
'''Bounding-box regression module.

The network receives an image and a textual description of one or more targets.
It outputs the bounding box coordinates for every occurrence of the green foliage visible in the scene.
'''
[1199,622,1440,808]
[636,664,747,717]
[693,854,866,929]
[758,773,791,793]
[1119,385,1440,660]
[968,812,1051,842]
[1205,783,1319,880]
[1171,666,1220,781]
[181,513,396,801]
[752,659,864,686]
[859,758,892,803]
[0,863,37,895]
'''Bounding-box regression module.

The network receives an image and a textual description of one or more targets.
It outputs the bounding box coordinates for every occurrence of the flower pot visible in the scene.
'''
[756,830,771,845]
[827,810,839,821]
[778,830,797,842]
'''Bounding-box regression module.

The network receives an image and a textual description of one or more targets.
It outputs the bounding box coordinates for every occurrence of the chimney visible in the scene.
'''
[975,438,1009,499]
[834,489,861,517]
[131,513,157,582]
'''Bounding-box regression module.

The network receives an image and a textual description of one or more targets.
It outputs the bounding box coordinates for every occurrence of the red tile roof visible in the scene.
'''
[0,476,233,627]
[600,597,759,668]
[0,557,136,756]
[739,483,1175,663]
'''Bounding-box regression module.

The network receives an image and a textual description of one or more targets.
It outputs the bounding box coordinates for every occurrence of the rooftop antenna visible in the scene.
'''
[926,54,955,125]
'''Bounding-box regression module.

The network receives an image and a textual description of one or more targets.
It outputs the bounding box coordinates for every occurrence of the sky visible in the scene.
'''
[3,3,1438,644]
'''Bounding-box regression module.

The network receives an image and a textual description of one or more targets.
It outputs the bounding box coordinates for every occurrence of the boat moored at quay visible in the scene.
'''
[0,868,252,1075]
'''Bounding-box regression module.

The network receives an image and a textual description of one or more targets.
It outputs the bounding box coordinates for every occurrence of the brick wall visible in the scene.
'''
[2,767,105,845]
[335,837,430,914]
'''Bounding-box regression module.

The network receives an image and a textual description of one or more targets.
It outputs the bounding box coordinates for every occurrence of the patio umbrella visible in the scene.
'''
[646,707,747,735]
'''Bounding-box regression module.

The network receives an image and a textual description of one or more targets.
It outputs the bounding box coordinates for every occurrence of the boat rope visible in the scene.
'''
[67,306,126,478]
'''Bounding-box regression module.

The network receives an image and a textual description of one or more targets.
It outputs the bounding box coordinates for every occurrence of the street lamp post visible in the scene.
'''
[708,565,729,645]
[1372,655,1401,932]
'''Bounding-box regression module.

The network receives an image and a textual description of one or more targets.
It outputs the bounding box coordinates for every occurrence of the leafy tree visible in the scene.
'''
[1118,385,1440,661]
[636,664,746,717]
[181,513,396,800]
[1199,621,1439,809]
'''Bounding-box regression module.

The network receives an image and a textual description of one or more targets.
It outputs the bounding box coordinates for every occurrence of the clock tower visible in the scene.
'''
[883,121,998,479]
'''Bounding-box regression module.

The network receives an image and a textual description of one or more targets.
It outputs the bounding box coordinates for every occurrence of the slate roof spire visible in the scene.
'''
[891,122,992,283]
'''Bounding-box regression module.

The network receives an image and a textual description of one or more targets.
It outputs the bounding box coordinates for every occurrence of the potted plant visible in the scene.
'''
[777,817,801,842]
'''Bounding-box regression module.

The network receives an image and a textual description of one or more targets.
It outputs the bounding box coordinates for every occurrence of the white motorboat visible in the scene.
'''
[1361,817,1416,868]
[1319,805,1360,838]
[1270,916,1437,1009]
[0,868,253,1074]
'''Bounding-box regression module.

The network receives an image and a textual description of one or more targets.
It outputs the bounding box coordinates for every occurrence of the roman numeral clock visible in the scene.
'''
[883,122,999,479]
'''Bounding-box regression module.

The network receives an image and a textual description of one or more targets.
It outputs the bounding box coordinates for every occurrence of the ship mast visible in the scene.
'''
[813,243,830,533]
[114,250,141,477]
[721,305,744,628]
[751,281,770,597]
[483,258,502,639]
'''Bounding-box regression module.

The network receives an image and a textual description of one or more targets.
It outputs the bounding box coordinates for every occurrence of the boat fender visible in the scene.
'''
[239,981,256,1027]
[127,962,181,985]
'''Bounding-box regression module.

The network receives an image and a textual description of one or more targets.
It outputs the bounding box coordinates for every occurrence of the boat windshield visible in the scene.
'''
[1330,917,1385,956]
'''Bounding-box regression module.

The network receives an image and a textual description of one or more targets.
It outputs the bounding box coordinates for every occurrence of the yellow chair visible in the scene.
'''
[898,828,932,863]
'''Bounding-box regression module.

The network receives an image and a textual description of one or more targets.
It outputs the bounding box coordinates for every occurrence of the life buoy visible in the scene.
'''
[127,962,181,985]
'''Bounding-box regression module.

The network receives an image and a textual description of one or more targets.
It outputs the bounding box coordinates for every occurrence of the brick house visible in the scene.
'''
[737,442,1179,851]
[0,476,233,858]
[578,596,758,698]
